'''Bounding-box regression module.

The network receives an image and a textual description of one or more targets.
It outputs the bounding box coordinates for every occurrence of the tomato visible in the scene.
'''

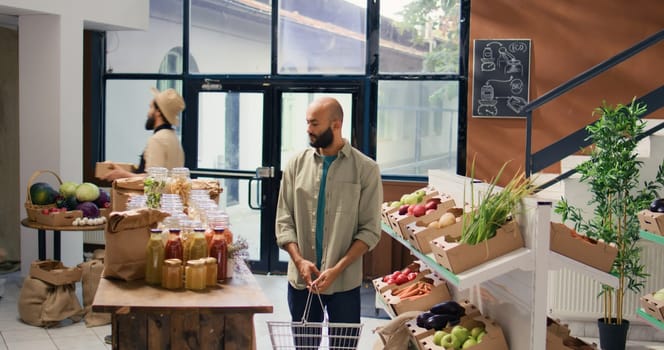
[41,209,50,215]
[391,270,401,279]
[407,272,418,281]
[385,277,395,285]
[395,274,409,285]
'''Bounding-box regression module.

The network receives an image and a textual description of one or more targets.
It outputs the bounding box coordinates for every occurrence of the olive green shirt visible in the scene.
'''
[276,140,383,294]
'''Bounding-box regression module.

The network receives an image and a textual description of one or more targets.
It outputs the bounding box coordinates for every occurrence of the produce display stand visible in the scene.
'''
[21,218,105,260]
[92,260,273,350]
[637,308,664,332]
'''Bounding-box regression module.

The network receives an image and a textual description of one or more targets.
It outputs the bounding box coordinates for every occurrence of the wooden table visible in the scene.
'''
[20,218,105,261]
[92,261,273,350]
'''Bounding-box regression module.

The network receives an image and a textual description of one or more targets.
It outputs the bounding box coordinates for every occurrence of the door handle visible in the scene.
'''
[248,167,274,210]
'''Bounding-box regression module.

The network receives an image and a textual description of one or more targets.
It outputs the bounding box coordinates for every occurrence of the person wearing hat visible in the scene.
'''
[98,87,186,181]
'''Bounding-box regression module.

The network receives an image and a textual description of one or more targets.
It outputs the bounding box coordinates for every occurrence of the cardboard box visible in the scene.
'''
[404,208,465,254]
[34,209,83,227]
[382,273,452,316]
[430,220,524,274]
[638,209,664,235]
[550,222,618,272]
[372,261,432,294]
[387,195,456,239]
[95,162,135,179]
[418,315,509,350]
[640,293,664,322]
[546,318,598,350]
[381,202,399,226]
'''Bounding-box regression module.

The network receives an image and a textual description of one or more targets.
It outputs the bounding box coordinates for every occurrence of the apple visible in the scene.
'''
[451,325,469,343]
[389,201,401,208]
[470,327,484,339]
[653,292,664,301]
[424,200,439,211]
[462,338,477,348]
[412,204,426,217]
[432,330,448,346]
[398,204,410,215]
[440,333,461,349]
[425,208,436,216]
[428,197,442,204]
[404,193,420,205]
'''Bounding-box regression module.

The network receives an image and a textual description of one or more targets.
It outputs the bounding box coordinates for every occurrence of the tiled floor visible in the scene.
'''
[0,271,387,350]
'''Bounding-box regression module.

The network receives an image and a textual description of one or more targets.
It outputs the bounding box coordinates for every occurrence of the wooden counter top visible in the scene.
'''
[92,262,273,314]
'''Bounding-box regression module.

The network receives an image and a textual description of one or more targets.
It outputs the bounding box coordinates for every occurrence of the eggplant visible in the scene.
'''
[425,314,460,331]
[416,312,435,329]
[429,300,465,317]
[650,198,664,213]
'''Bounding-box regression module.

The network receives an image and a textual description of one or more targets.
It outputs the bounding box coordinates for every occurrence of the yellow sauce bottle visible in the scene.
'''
[145,229,164,285]
[188,229,209,261]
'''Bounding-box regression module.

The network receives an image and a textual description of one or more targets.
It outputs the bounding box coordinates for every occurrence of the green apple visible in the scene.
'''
[440,333,461,349]
[476,331,486,342]
[389,201,401,208]
[470,326,484,339]
[433,330,448,346]
[451,325,469,343]
[462,338,478,349]
[404,193,420,205]
[653,292,664,301]
[414,189,426,197]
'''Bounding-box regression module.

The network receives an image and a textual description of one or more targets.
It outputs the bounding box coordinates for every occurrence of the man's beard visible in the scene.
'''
[309,127,334,148]
[145,116,156,130]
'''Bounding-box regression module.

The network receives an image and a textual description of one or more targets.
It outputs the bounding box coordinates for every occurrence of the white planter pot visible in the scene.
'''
[227,258,235,279]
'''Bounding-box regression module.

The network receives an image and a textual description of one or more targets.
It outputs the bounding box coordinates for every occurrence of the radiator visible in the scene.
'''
[83,230,105,245]
[548,240,664,321]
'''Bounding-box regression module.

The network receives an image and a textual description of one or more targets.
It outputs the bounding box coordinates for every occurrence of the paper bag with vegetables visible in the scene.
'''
[103,208,169,281]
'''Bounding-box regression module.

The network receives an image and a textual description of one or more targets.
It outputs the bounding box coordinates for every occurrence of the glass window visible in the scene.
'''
[190,0,271,74]
[380,0,460,74]
[104,80,183,165]
[280,92,353,169]
[278,0,366,74]
[105,0,183,74]
[376,80,458,176]
[197,92,264,170]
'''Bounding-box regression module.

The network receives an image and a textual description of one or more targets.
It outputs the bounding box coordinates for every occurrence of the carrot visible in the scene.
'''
[400,282,429,298]
[393,283,419,297]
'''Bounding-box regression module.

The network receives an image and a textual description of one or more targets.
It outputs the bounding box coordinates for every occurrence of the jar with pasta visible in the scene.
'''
[168,167,192,207]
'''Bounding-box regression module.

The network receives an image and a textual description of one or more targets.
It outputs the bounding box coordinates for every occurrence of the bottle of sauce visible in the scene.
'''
[145,228,164,285]
[208,227,227,282]
[164,228,183,261]
[188,228,209,262]
[161,258,183,289]
[185,259,206,291]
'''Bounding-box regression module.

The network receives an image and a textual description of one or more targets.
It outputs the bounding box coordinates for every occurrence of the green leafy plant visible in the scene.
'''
[555,99,664,325]
[462,159,537,245]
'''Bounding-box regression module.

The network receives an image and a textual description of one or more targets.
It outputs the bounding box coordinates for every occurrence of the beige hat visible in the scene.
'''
[150,87,185,126]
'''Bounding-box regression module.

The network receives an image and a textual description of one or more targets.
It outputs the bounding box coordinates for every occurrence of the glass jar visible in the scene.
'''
[208,228,227,282]
[144,167,167,209]
[164,229,183,261]
[204,257,218,287]
[187,229,209,262]
[161,259,183,290]
[185,259,206,291]
[168,167,192,207]
[145,229,164,285]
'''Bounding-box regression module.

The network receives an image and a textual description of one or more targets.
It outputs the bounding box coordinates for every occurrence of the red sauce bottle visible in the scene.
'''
[208,227,227,281]
[164,228,183,261]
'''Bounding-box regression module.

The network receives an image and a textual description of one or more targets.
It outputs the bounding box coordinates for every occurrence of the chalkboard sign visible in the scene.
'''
[472,39,531,118]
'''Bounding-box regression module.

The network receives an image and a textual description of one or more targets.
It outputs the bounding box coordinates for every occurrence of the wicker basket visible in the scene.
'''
[25,170,62,221]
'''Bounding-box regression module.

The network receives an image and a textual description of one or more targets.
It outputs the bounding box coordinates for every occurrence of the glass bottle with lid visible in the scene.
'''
[161,259,183,289]
[185,259,206,291]
[168,167,192,207]
[164,228,183,261]
[208,227,228,282]
[145,228,164,285]
[144,167,167,209]
[187,228,209,262]
[204,257,218,287]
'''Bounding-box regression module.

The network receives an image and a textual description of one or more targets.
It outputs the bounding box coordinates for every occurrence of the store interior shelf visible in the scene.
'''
[637,308,664,332]
[548,251,619,288]
[381,222,533,290]
[639,230,664,245]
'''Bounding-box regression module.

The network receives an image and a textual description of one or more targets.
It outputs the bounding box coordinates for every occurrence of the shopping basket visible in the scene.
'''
[267,285,363,350]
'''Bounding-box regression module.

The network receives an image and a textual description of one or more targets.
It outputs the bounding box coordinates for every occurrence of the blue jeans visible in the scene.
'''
[287,283,360,349]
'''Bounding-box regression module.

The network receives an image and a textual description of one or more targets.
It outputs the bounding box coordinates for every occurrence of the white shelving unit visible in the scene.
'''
[378,170,628,349]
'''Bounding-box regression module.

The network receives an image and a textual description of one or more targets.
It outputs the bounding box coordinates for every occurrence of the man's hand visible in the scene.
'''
[311,266,341,293]
[294,258,320,287]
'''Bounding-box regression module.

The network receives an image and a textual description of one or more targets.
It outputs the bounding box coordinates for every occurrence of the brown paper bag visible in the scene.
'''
[110,177,145,212]
[18,260,84,327]
[78,257,111,327]
[103,208,169,281]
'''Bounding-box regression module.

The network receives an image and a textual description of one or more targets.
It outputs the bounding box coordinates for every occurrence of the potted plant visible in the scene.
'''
[226,236,250,278]
[554,99,664,350]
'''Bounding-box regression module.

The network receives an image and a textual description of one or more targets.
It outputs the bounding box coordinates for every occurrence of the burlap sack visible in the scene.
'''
[18,260,84,327]
[103,208,169,281]
[78,255,111,327]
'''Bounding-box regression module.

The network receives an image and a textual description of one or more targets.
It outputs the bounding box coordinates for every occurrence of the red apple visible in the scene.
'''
[412,204,427,217]
[428,197,442,204]
[398,204,409,215]
[407,205,415,215]
[425,200,438,211]
[425,208,436,215]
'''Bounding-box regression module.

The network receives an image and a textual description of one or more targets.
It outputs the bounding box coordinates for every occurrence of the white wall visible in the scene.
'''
[1,0,149,274]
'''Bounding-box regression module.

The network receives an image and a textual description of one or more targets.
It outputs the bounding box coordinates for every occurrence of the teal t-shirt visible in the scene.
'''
[316,155,337,269]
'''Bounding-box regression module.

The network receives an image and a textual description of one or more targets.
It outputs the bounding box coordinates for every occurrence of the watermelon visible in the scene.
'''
[30,182,58,205]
